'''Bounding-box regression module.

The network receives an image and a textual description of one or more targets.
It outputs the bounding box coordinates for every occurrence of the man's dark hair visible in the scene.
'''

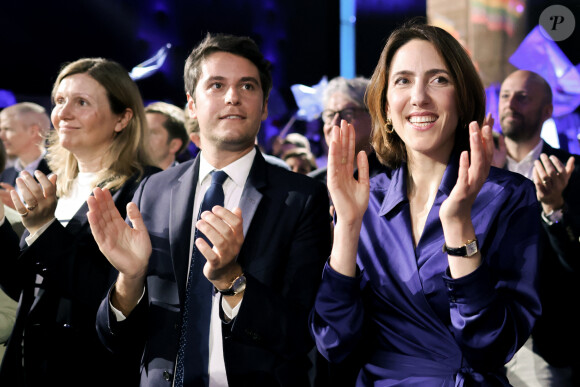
[184,33,272,103]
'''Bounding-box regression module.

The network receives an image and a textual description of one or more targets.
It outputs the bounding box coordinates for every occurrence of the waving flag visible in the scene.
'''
[509,25,580,117]
[129,43,172,81]
[290,76,328,121]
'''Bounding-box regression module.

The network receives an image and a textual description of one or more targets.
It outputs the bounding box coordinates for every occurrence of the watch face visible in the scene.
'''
[233,275,247,294]
[465,241,478,257]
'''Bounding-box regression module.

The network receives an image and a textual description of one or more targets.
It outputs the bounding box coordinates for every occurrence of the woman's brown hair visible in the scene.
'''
[366,19,486,169]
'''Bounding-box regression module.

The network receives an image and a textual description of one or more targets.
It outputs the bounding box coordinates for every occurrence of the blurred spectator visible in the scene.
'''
[184,112,201,149]
[309,76,383,186]
[145,101,189,170]
[498,70,580,387]
[313,76,373,169]
[0,102,52,209]
[272,132,311,158]
[282,148,317,174]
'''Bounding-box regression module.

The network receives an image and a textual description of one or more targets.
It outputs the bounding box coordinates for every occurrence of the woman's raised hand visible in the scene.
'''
[326,119,370,277]
[439,121,493,278]
[327,119,370,225]
[440,121,493,225]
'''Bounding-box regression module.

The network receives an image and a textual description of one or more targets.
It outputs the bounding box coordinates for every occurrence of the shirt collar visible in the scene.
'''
[506,139,543,165]
[378,152,459,217]
[506,139,543,179]
[14,150,46,173]
[198,147,256,187]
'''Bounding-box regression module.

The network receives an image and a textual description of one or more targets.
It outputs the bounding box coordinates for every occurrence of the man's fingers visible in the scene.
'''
[211,205,243,229]
[127,202,147,232]
[195,237,217,263]
[197,211,228,248]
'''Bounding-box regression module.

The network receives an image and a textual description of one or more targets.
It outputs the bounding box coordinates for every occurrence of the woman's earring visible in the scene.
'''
[385,118,394,134]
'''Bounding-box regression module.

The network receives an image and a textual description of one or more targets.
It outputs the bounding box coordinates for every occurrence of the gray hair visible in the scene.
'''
[322,76,370,109]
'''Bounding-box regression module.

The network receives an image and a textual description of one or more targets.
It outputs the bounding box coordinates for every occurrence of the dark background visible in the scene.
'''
[1,0,578,153]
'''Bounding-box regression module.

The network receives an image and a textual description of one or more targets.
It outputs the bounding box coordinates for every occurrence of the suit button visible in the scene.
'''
[163,370,172,381]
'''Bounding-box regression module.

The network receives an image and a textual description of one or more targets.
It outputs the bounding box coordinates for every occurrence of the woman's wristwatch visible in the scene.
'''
[442,239,479,257]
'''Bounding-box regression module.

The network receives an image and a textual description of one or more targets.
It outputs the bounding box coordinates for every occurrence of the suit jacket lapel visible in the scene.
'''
[65,188,124,235]
[239,150,266,237]
[170,157,200,302]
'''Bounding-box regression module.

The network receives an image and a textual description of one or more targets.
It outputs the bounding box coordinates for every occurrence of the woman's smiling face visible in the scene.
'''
[386,39,458,161]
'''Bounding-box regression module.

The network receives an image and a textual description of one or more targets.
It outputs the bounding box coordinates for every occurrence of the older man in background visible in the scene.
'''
[0,102,51,209]
[497,70,580,387]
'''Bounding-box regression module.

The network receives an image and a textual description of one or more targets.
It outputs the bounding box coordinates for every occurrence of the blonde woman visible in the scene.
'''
[0,58,158,386]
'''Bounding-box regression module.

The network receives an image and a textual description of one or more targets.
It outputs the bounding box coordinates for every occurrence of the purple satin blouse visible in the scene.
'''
[311,157,542,386]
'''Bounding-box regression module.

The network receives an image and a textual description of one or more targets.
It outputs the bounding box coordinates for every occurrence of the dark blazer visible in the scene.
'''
[528,143,580,371]
[0,167,159,387]
[0,158,52,186]
[96,149,331,387]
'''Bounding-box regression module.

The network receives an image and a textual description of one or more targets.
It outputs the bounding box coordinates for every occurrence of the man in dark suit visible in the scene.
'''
[495,70,580,386]
[0,102,52,208]
[87,33,331,386]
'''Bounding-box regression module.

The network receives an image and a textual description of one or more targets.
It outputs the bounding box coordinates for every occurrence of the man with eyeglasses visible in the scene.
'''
[309,76,383,186]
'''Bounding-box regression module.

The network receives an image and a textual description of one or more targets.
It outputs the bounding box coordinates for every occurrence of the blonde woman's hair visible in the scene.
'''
[48,58,151,197]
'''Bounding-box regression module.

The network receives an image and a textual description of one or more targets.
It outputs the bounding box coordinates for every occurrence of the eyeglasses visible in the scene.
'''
[321,107,367,125]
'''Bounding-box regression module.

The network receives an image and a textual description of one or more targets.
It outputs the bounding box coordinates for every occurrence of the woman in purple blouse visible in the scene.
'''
[310,21,541,386]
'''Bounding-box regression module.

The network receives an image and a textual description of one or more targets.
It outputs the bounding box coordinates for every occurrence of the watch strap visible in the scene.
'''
[216,274,246,296]
[442,239,479,257]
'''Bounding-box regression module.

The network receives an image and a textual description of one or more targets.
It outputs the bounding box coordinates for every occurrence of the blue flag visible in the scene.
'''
[129,43,172,81]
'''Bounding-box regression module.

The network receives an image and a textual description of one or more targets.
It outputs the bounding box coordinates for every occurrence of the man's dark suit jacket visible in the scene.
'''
[0,167,159,387]
[96,149,332,387]
[0,158,52,186]
[529,143,580,375]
